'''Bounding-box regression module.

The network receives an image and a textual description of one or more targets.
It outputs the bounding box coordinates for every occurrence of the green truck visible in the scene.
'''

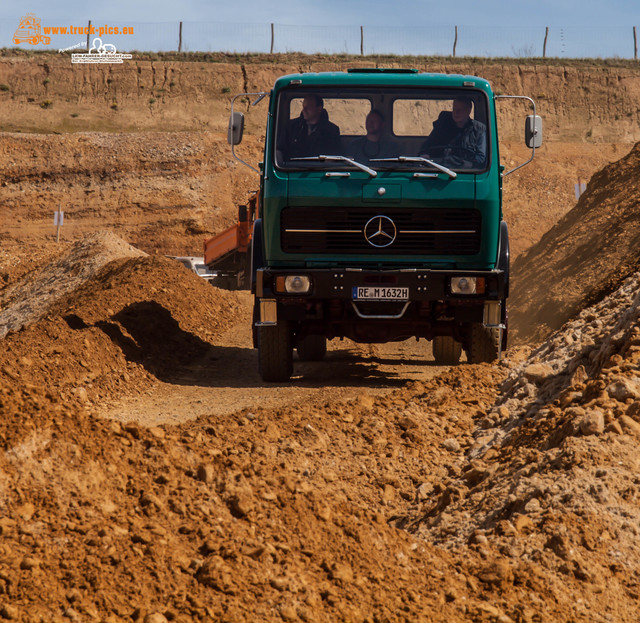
[228,68,541,381]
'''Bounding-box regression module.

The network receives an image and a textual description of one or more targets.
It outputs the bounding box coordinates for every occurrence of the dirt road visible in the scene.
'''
[97,291,448,426]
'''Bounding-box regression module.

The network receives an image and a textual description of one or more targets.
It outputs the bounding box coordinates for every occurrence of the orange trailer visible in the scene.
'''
[203,191,258,290]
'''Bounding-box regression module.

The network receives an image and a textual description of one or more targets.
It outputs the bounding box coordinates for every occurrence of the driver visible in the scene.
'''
[280,95,341,160]
[418,96,486,168]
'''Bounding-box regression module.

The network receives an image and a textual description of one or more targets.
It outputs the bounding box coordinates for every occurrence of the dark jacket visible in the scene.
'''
[347,136,399,163]
[419,111,486,167]
[280,109,341,160]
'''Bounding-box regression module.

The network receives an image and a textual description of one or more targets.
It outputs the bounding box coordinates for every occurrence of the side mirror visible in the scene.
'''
[525,115,543,148]
[228,111,245,146]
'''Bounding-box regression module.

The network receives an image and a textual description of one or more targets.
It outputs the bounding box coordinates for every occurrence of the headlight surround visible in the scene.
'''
[450,276,485,295]
[276,275,312,294]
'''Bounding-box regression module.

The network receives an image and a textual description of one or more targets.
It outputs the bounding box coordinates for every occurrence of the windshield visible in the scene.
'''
[274,87,489,173]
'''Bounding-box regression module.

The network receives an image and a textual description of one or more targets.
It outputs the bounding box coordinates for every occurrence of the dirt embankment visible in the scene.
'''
[0,55,637,260]
[0,131,263,257]
[511,141,640,344]
[0,54,639,142]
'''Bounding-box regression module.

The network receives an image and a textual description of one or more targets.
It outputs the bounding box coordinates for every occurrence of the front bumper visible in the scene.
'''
[256,267,506,301]
[254,267,506,344]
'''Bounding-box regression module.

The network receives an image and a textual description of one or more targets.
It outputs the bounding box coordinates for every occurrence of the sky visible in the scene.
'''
[1,0,636,28]
[1,1,638,57]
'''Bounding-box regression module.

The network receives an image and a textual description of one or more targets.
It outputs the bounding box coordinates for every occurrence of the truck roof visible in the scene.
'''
[273,69,492,93]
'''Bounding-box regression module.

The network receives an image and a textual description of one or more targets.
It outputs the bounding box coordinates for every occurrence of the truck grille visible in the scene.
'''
[281,207,481,255]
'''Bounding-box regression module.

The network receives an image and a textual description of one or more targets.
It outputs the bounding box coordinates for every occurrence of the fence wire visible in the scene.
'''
[0,19,638,59]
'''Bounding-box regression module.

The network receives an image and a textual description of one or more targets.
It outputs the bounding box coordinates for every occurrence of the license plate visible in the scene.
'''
[352,286,409,301]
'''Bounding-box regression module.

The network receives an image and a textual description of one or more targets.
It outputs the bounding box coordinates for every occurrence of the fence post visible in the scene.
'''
[178,21,183,52]
[543,27,549,58]
[360,26,364,56]
[270,23,274,54]
[634,26,638,60]
[55,204,63,243]
[453,26,458,57]
[87,21,91,50]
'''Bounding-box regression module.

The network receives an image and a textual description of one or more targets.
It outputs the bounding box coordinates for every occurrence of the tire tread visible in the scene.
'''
[468,323,500,364]
[432,336,462,365]
[258,322,293,382]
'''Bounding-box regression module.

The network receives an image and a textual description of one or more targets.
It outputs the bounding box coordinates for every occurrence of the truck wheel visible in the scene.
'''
[258,321,293,382]
[297,335,327,362]
[432,336,462,365]
[467,323,500,364]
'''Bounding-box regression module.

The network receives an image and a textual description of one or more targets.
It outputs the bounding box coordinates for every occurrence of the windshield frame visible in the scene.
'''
[273,86,491,174]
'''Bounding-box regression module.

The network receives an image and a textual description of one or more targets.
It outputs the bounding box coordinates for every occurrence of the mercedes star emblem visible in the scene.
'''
[364,215,397,248]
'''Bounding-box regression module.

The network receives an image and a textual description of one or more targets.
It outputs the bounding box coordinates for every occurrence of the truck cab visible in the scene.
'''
[230,68,540,381]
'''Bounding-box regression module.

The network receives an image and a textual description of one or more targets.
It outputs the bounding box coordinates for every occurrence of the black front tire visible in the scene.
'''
[258,321,293,382]
[432,335,462,365]
[467,323,500,364]
[297,335,327,362]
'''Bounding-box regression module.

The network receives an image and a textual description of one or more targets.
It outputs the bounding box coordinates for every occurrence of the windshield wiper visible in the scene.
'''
[291,155,377,178]
[370,156,457,179]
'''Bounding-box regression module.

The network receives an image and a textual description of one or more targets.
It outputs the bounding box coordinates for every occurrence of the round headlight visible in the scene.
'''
[284,275,311,294]
[451,276,477,294]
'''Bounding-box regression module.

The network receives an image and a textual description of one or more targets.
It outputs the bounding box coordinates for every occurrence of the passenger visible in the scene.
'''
[279,95,341,160]
[347,109,399,163]
[418,96,486,168]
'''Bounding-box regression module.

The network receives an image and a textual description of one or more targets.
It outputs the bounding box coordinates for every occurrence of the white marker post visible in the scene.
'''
[574,176,587,199]
[54,206,64,242]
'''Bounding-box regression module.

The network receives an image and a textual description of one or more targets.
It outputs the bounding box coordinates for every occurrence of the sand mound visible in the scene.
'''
[395,266,640,621]
[6,55,640,622]
[0,376,486,622]
[0,232,243,406]
[0,231,145,339]
[510,141,640,344]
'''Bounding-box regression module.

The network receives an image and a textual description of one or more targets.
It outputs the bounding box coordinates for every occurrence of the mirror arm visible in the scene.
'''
[229,92,269,175]
[495,94,538,177]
